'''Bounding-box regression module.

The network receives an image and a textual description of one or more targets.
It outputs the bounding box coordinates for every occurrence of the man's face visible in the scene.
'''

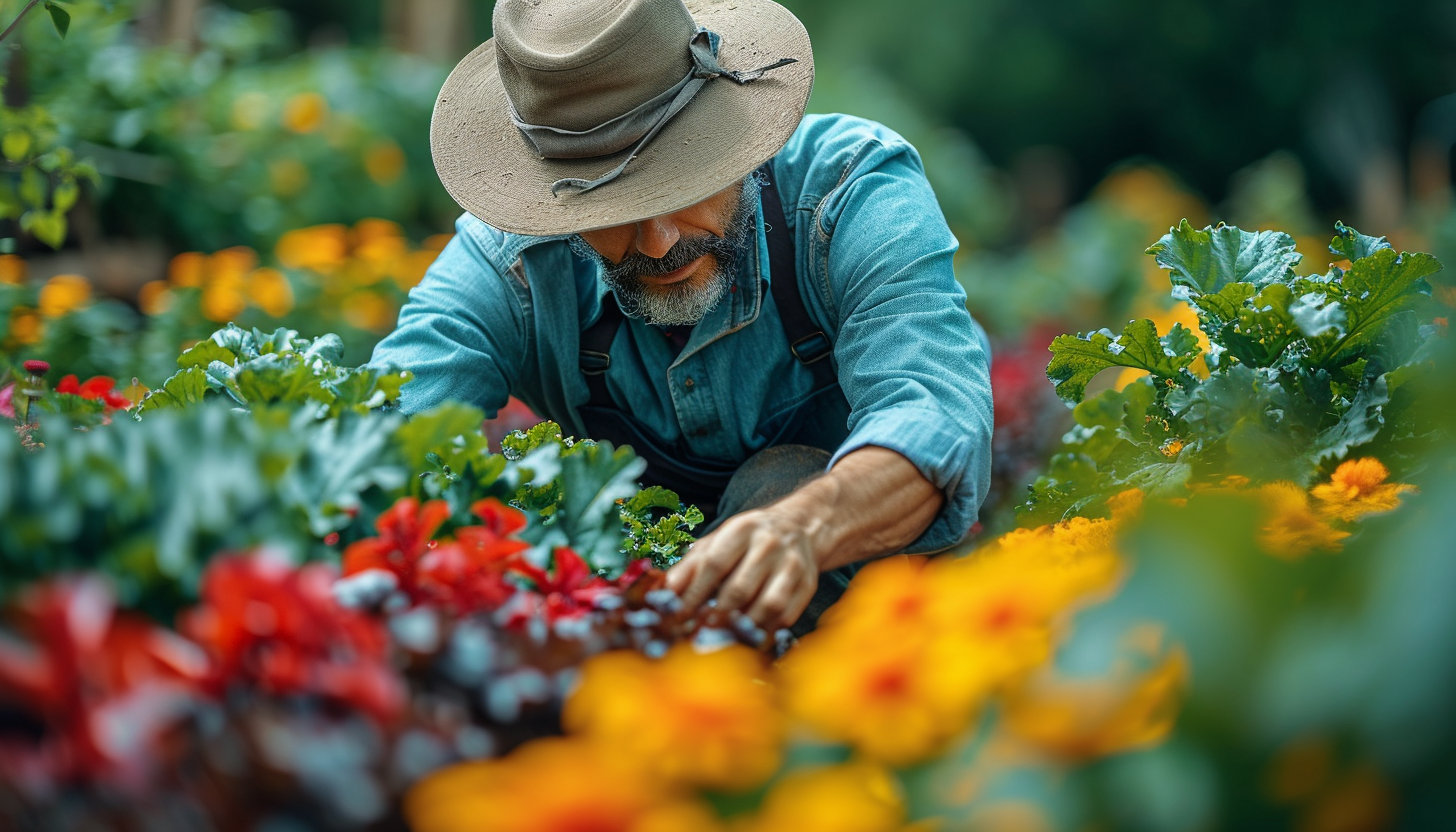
[571,176,759,326]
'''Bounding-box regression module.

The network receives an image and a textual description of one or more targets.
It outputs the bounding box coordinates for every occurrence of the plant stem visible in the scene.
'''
[0,0,44,45]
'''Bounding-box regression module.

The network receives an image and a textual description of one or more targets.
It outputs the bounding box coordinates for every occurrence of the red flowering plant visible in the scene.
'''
[0,576,209,798]
[179,551,404,724]
[335,496,533,615]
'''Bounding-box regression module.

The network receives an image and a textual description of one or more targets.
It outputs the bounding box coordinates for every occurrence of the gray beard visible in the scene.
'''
[569,174,762,327]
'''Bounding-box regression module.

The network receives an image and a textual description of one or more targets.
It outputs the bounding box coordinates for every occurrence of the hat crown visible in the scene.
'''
[493,0,697,133]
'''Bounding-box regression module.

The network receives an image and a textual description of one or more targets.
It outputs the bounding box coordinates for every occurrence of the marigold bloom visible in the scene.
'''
[736,763,905,832]
[406,737,722,832]
[1310,458,1416,522]
[37,274,91,318]
[1002,645,1188,761]
[276,224,350,272]
[137,279,173,315]
[341,290,397,332]
[564,644,783,791]
[168,251,207,287]
[0,253,26,284]
[282,91,328,134]
[1257,482,1350,559]
[246,267,295,317]
[364,139,406,185]
[7,307,42,344]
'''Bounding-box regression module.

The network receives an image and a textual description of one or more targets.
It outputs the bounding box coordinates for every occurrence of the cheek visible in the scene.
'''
[578,229,632,263]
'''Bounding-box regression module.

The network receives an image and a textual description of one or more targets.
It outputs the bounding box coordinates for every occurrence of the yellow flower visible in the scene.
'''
[246,268,294,318]
[1256,482,1350,559]
[781,625,986,765]
[0,254,26,285]
[563,645,784,791]
[137,280,174,315]
[364,139,406,185]
[268,157,310,197]
[783,524,1122,765]
[405,737,722,832]
[340,291,397,332]
[1310,458,1416,523]
[168,251,207,287]
[735,763,905,832]
[37,274,91,318]
[394,250,436,291]
[1105,488,1145,521]
[201,280,246,323]
[352,218,404,247]
[230,91,269,131]
[276,225,349,272]
[7,307,42,345]
[208,247,258,282]
[1001,642,1188,761]
[281,92,328,134]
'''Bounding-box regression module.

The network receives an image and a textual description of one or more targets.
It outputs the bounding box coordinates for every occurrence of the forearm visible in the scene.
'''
[773,444,944,571]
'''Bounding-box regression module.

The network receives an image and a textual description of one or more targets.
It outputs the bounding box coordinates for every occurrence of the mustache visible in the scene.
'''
[603,233,737,282]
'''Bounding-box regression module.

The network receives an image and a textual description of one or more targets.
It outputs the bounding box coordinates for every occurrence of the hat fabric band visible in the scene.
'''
[505,28,795,197]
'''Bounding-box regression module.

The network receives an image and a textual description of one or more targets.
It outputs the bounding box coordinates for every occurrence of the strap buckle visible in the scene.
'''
[789,332,831,365]
[580,350,612,375]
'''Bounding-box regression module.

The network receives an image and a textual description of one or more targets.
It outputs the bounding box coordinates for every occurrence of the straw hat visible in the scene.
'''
[430,0,814,236]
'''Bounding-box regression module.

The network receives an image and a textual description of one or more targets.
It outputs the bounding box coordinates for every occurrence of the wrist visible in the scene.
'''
[770,476,844,572]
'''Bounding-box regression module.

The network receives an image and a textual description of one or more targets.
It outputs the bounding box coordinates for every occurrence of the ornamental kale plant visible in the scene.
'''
[1025,221,1444,523]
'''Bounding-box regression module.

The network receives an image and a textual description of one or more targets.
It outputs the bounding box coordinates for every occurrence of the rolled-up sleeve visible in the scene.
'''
[370,215,528,416]
[818,139,994,553]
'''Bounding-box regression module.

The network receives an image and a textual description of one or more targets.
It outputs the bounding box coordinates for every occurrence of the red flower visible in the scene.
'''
[501,549,652,628]
[342,497,532,615]
[54,374,132,410]
[342,497,452,590]
[417,499,532,614]
[0,576,207,793]
[180,551,404,723]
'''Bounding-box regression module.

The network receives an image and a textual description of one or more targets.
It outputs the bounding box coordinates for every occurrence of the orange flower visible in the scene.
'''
[1310,458,1416,523]
[246,267,294,317]
[564,644,784,791]
[137,280,173,315]
[341,291,397,332]
[281,92,328,134]
[0,254,26,284]
[276,224,349,272]
[1257,482,1350,559]
[734,763,905,832]
[1002,639,1187,761]
[405,737,722,832]
[37,274,91,318]
[782,522,1121,765]
[168,251,207,287]
[8,307,42,345]
[364,139,406,185]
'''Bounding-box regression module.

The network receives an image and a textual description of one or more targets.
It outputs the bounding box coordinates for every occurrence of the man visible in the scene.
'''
[372,0,993,634]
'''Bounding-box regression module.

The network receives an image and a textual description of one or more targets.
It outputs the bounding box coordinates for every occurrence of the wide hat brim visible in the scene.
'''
[430,0,813,237]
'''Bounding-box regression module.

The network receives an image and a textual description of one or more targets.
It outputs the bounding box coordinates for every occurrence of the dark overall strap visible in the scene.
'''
[758,165,837,389]
[579,292,622,407]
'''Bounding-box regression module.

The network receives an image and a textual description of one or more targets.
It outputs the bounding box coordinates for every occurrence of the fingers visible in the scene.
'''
[672,521,754,611]
[746,563,817,631]
[713,535,778,614]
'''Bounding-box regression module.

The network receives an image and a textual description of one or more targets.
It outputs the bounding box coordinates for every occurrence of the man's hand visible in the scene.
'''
[665,445,945,630]
[665,504,825,631]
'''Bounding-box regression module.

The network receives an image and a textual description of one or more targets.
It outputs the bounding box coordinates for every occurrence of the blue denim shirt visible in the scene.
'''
[371,114,993,552]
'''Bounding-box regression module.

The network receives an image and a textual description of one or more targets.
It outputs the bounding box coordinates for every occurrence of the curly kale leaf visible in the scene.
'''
[1047,318,1201,403]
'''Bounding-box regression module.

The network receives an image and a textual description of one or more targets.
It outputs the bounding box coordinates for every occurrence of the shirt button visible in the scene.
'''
[684,377,695,390]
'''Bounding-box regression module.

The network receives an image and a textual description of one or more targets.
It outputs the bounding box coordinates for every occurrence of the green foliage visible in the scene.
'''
[1027,222,1444,521]
[139,324,410,417]
[619,486,704,570]
[0,105,99,249]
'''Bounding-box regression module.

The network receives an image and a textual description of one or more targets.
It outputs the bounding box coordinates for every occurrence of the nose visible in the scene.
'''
[633,215,680,259]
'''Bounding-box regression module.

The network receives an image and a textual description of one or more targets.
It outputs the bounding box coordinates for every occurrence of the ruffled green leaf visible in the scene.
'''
[1146,219,1302,296]
[1047,318,1201,403]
